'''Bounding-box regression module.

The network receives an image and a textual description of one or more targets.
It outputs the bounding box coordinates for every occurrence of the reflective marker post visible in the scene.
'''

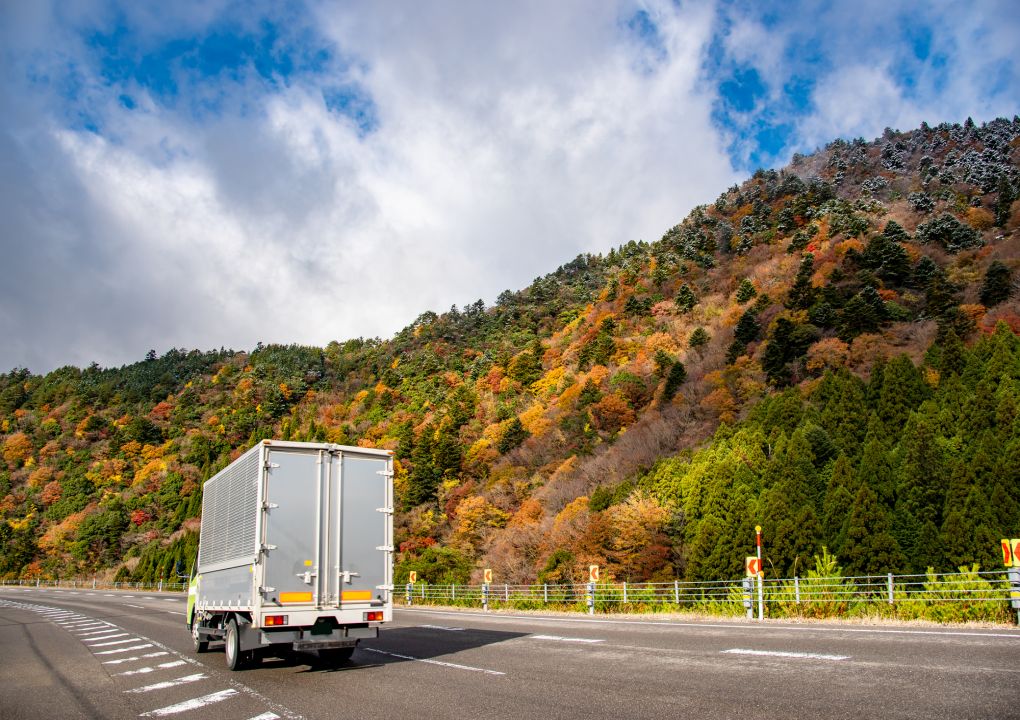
[405,583,412,606]
[482,583,489,612]
[742,577,753,620]
[587,582,595,615]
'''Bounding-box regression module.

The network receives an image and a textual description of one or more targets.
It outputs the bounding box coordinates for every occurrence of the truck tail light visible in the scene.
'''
[363,611,383,622]
[264,615,288,626]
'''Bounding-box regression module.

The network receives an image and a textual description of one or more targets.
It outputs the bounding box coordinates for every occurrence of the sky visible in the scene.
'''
[1,1,1018,373]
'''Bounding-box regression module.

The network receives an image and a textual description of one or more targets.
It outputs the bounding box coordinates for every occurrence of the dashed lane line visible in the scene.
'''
[95,643,155,655]
[722,648,850,661]
[361,647,506,676]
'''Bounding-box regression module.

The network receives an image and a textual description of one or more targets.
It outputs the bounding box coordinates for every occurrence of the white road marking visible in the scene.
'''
[166,611,185,616]
[125,603,145,609]
[419,624,465,631]
[83,633,130,643]
[88,638,143,648]
[105,593,115,596]
[64,621,108,628]
[126,673,207,693]
[139,689,239,716]
[115,660,188,676]
[78,628,122,637]
[529,634,605,644]
[121,595,135,598]
[94,643,153,655]
[102,652,170,665]
[722,648,849,661]
[361,647,505,676]
[246,714,280,720]
[73,625,113,632]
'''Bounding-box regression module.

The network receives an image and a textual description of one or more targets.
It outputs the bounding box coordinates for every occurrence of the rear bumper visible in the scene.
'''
[260,625,378,647]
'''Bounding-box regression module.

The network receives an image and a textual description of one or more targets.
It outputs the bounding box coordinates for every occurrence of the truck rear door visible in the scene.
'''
[330,453,391,606]
[262,448,323,607]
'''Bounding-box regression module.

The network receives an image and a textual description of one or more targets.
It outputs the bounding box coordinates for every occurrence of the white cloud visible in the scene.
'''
[0,0,739,371]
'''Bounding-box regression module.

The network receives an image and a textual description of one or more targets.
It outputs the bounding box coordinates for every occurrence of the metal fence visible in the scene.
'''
[3,569,1017,621]
[396,569,1020,621]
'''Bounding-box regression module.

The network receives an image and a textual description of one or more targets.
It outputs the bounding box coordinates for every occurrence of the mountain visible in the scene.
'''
[2,117,1019,585]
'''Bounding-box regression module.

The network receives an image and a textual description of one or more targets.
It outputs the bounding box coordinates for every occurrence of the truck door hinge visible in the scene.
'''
[376,585,394,591]
[265,461,280,469]
[261,543,277,552]
[376,469,394,478]
[340,571,360,584]
[262,502,279,510]
[375,545,395,552]
[259,586,276,594]
[375,507,394,514]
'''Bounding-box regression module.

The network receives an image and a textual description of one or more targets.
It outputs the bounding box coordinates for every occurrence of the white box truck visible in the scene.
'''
[185,440,394,670]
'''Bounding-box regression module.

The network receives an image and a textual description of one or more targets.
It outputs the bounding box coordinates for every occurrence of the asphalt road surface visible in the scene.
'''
[2,587,1019,719]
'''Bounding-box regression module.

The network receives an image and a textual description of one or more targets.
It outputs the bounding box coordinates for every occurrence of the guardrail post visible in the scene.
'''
[92,578,96,590]
[795,576,800,604]
[158,580,163,592]
[482,583,489,612]
[504,583,509,602]
[756,573,764,621]
[405,583,412,606]
[451,583,456,601]
[887,573,894,605]
[543,583,548,603]
[587,582,595,615]
[742,577,754,619]
[674,580,680,604]
[623,581,628,604]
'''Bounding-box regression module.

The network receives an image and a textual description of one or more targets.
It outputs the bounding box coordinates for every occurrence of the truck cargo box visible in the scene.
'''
[187,440,394,669]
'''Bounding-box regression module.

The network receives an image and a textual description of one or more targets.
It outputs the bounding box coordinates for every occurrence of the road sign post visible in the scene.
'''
[742,577,753,619]
[755,526,764,621]
[1010,567,1020,625]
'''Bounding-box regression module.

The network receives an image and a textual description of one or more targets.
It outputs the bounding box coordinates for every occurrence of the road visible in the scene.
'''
[2,587,1019,719]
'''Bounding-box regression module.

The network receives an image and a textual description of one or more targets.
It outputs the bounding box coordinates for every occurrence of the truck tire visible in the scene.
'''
[318,646,355,665]
[224,619,249,671]
[191,621,209,654]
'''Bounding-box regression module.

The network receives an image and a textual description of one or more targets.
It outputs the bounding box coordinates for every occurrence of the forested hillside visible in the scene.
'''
[2,117,1019,586]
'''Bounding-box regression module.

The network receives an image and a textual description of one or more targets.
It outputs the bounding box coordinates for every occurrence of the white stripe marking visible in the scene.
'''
[246,714,280,720]
[139,689,238,716]
[88,638,142,647]
[124,603,145,609]
[102,652,169,665]
[722,648,849,661]
[126,673,207,693]
[166,611,185,616]
[94,643,153,655]
[121,595,135,598]
[116,660,187,676]
[65,621,108,628]
[529,634,604,644]
[83,633,130,643]
[78,628,122,637]
[420,624,465,631]
[361,647,505,676]
[104,594,115,596]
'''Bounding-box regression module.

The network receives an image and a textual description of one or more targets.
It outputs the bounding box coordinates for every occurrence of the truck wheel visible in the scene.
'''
[191,621,209,654]
[318,647,355,665]
[224,619,248,671]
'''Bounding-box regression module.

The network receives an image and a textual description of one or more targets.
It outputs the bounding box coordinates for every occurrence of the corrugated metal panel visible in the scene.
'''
[198,445,260,569]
